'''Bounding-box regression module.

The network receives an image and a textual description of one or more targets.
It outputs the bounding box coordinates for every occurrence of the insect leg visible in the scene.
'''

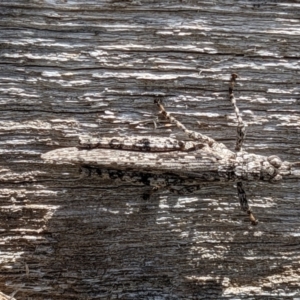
[237,181,258,225]
[154,98,234,159]
[154,98,215,146]
[229,73,246,151]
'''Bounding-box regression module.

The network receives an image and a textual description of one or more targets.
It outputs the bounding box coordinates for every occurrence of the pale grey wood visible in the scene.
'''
[0,1,300,299]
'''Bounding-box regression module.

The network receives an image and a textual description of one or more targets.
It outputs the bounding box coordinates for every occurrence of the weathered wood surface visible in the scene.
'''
[0,1,300,299]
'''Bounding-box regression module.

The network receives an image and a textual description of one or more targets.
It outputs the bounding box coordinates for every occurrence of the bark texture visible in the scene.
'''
[0,1,300,299]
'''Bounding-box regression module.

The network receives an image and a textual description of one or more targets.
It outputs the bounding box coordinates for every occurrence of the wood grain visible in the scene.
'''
[0,0,300,298]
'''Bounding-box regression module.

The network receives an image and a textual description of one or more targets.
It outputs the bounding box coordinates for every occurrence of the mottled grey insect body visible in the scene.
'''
[41,74,298,226]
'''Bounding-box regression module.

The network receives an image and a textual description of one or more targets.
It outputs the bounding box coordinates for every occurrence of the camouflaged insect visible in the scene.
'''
[42,74,299,226]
